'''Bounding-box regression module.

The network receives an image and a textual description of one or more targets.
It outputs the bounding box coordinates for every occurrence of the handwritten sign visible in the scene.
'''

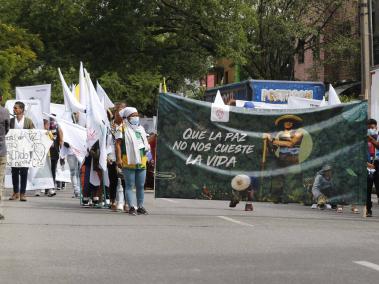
[5,129,53,168]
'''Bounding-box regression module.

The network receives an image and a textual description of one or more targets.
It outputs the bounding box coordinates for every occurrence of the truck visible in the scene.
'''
[204,79,325,104]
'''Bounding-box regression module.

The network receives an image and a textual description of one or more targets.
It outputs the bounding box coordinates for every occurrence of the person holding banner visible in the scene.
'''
[0,95,10,220]
[115,107,150,215]
[9,101,35,202]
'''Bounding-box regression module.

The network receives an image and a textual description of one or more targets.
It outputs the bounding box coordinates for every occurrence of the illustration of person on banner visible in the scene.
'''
[9,101,35,202]
[262,114,305,203]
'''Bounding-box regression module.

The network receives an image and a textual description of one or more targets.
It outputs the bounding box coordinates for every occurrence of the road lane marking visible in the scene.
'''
[218,216,254,227]
[354,261,379,272]
[160,198,179,203]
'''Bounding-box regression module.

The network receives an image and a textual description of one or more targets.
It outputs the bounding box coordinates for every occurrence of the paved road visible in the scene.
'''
[1,188,379,284]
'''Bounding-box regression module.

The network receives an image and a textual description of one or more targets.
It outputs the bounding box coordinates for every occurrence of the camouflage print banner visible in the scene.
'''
[155,94,367,205]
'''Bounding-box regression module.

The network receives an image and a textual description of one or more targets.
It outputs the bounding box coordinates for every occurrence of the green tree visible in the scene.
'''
[0,22,42,101]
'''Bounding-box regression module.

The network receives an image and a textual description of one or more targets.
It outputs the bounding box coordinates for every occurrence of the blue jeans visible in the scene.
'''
[122,168,146,208]
[67,155,80,194]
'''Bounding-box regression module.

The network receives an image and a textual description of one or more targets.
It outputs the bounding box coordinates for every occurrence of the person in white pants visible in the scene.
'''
[60,143,80,198]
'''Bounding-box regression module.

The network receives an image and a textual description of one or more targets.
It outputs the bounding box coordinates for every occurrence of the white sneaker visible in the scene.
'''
[311,204,318,209]
[48,189,56,197]
[326,204,332,209]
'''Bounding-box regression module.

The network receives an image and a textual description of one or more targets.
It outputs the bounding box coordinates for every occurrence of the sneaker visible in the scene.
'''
[245,203,253,211]
[352,207,360,214]
[337,206,343,213]
[111,203,117,211]
[82,198,90,206]
[137,207,148,215]
[9,193,20,200]
[311,204,318,209]
[318,203,325,210]
[92,197,100,206]
[229,200,239,208]
[35,191,40,197]
[366,209,373,217]
[48,189,56,197]
[19,194,27,202]
[0,213,4,220]
[129,207,137,216]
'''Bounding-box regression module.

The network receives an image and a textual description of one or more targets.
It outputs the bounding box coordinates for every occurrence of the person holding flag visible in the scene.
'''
[115,107,150,215]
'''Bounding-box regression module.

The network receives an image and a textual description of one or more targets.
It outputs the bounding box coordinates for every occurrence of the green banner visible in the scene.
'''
[156,94,367,205]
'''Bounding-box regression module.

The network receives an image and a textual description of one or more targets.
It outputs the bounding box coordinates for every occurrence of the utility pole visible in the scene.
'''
[360,0,371,114]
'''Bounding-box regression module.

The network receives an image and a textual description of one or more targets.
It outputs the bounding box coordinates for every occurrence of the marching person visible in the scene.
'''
[115,106,150,215]
[108,103,127,211]
[9,101,35,202]
[0,93,10,220]
[45,115,63,197]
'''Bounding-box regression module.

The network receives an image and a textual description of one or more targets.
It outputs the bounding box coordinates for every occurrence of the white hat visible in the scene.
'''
[119,107,138,119]
[231,175,251,191]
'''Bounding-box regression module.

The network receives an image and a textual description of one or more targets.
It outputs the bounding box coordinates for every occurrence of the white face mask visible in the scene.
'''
[368,128,377,136]
[129,117,139,126]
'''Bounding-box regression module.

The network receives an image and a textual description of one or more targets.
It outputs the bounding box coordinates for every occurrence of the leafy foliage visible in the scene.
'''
[0,0,359,108]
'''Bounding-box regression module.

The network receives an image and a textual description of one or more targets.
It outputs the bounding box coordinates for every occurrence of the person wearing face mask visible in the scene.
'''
[115,107,150,215]
[367,118,379,217]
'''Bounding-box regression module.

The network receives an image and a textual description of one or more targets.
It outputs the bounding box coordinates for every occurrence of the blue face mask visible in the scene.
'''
[129,117,139,126]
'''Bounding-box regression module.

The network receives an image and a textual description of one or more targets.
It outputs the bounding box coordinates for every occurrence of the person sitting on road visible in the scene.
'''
[311,164,359,213]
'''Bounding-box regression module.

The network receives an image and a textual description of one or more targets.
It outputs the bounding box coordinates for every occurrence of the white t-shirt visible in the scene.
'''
[15,116,25,129]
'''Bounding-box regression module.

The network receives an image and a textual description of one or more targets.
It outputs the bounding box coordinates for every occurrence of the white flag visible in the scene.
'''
[211,90,229,122]
[58,68,86,113]
[328,84,341,105]
[57,119,88,163]
[78,62,88,126]
[85,70,108,171]
[96,81,114,109]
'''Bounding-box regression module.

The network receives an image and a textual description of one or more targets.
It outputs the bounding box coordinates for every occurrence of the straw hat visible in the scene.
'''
[274,114,303,127]
[231,175,251,191]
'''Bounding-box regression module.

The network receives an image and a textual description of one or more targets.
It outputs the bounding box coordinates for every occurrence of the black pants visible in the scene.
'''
[367,172,379,211]
[11,167,29,194]
[51,158,58,183]
[107,162,126,201]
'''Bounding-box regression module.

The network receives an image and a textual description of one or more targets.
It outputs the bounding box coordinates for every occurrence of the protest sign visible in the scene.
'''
[156,93,366,205]
[5,129,52,168]
[16,84,51,115]
[4,159,55,191]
